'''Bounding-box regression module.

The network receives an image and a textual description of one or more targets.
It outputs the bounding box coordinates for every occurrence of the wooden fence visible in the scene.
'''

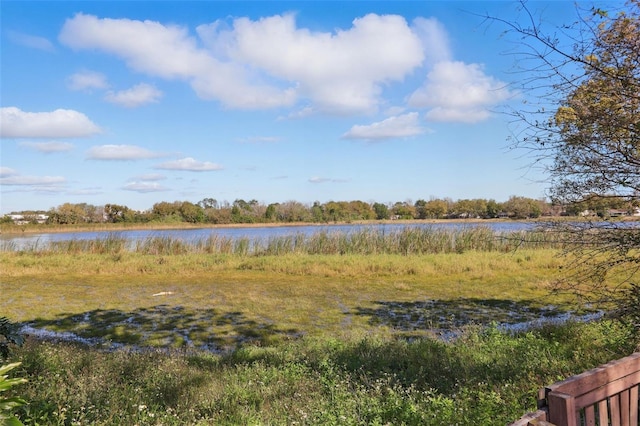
[510,351,640,426]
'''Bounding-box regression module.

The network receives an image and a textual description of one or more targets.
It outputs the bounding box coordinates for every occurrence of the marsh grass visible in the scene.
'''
[1,246,580,353]
[2,227,636,424]
[3,227,567,257]
[8,320,636,425]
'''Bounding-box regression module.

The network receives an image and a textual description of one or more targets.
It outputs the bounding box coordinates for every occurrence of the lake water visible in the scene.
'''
[1,222,537,250]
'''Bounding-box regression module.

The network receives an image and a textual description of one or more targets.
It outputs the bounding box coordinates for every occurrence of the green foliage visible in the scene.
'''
[0,362,27,426]
[10,321,636,425]
[615,283,640,339]
[0,319,24,360]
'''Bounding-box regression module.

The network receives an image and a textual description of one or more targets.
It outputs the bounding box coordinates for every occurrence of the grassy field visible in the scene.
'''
[1,229,637,424]
[2,247,571,347]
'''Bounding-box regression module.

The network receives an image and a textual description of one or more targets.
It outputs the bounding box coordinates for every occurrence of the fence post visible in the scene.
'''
[547,391,576,426]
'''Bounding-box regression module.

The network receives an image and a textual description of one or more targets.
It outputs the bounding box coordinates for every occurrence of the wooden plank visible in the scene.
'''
[619,389,630,426]
[548,391,576,426]
[528,420,557,426]
[537,387,548,409]
[609,394,620,426]
[508,409,549,426]
[583,405,595,426]
[547,352,640,396]
[574,371,640,408]
[629,385,638,426]
[597,399,609,426]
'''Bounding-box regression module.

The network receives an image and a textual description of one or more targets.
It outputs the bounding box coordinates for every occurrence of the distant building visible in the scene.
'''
[6,214,48,224]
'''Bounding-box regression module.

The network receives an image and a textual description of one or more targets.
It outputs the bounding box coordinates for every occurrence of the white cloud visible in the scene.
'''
[19,141,74,153]
[342,112,427,141]
[122,181,170,193]
[0,175,66,186]
[59,12,425,114]
[7,30,55,52]
[59,13,295,110]
[411,17,451,64]
[309,176,349,183]
[133,173,166,181]
[0,107,101,139]
[69,187,103,195]
[105,83,163,107]
[208,13,424,114]
[155,157,223,172]
[408,61,513,123]
[67,70,109,91]
[0,167,18,177]
[86,144,163,160]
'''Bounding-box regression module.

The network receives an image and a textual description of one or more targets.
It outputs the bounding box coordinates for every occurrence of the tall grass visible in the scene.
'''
[4,227,568,256]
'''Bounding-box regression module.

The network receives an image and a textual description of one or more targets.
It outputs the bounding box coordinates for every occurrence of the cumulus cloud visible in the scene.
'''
[122,181,170,192]
[7,30,55,52]
[59,13,295,110]
[57,12,515,120]
[0,107,101,138]
[105,83,163,107]
[212,13,424,114]
[86,144,163,160]
[59,12,424,114]
[67,70,109,91]
[155,157,223,171]
[19,141,74,153]
[342,112,427,141]
[408,61,513,123]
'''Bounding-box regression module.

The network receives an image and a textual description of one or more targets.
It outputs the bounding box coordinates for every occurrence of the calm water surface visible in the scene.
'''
[1,222,536,250]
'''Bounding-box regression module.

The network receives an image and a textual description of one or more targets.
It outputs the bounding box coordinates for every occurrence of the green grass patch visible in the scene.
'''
[0,249,574,348]
[6,320,637,425]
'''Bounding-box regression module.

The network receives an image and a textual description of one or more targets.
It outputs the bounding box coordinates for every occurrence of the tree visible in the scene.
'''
[276,201,311,222]
[47,203,87,224]
[105,204,133,223]
[422,199,449,219]
[265,203,278,221]
[197,198,218,209]
[502,196,542,219]
[179,201,205,223]
[391,201,416,219]
[310,202,325,222]
[495,1,640,327]
[151,201,183,222]
[485,199,502,218]
[373,202,390,220]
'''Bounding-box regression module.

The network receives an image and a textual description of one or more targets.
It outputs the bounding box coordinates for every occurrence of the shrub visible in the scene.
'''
[0,318,24,360]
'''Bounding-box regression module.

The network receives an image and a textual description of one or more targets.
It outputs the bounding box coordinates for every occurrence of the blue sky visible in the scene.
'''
[0,1,605,214]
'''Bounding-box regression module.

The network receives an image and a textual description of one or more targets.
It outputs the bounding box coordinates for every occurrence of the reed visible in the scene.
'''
[2,227,568,256]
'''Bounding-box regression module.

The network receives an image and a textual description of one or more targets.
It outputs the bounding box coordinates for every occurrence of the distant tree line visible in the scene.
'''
[3,195,638,226]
